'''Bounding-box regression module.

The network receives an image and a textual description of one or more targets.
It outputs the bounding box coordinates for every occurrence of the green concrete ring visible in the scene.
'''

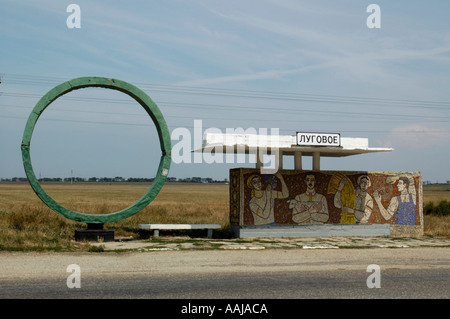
[21,77,171,224]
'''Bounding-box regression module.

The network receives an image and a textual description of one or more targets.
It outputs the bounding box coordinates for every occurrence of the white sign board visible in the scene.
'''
[296,132,341,147]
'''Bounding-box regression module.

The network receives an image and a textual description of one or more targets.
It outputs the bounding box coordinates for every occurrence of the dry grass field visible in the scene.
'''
[421,184,450,237]
[0,182,448,251]
[0,182,229,251]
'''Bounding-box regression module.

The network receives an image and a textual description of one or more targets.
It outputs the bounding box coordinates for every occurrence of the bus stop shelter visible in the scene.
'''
[193,132,393,170]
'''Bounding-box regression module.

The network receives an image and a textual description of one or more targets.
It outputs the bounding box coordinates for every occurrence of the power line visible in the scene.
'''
[2,73,449,136]
[2,115,450,135]
[4,104,444,124]
[1,72,450,110]
[2,92,449,122]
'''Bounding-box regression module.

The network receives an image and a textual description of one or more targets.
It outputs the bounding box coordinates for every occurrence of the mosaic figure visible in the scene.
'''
[289,173,329,224]
[354,175,374,223]
[329,174,374,224]
[374,175,417,225]
[247,172,288,225]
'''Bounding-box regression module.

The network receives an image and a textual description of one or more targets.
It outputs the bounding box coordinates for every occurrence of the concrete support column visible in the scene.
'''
[256,147,263,169]
[313,152,320,171]
[277,151,283,171]
[294,152,302,170]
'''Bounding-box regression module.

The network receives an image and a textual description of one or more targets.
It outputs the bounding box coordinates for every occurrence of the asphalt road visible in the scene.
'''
[0,247,448,300]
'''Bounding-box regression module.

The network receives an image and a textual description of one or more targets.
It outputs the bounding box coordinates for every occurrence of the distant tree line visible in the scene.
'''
[2,177,449,185]
[2,176,229,183]
[423,180,450,185]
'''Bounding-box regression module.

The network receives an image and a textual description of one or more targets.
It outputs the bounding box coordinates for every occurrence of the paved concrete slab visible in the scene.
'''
[90,235,450,252]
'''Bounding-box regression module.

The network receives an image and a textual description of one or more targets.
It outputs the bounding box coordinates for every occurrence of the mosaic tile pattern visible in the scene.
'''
[230,168,423,231]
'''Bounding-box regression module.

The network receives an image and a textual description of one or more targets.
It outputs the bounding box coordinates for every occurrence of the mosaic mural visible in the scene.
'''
[230,168,423,227]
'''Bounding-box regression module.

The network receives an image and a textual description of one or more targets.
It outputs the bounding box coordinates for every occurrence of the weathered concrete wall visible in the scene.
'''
[229,168,423,237]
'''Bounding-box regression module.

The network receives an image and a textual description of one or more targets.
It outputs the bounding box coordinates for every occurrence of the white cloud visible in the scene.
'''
[377,124,450,150]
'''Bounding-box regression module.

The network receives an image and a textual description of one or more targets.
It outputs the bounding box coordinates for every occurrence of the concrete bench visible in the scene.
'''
[138,224,222,238]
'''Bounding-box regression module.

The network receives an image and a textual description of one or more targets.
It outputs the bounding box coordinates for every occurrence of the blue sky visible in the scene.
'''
[1,0,449,182]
